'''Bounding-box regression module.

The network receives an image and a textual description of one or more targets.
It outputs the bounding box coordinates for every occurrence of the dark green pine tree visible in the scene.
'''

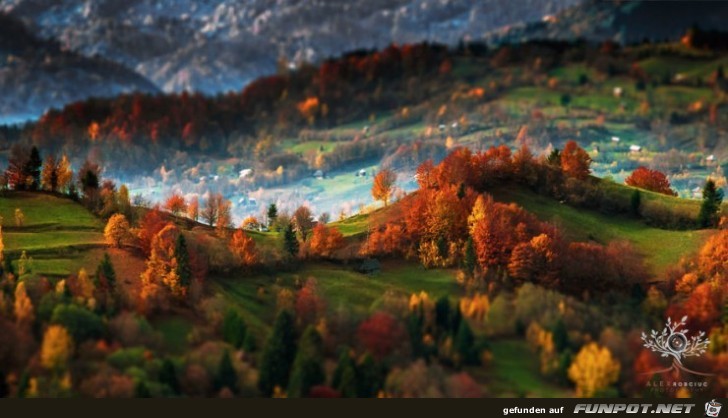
[242,332,257,353]
[436,235,448,260]
[287,326,325,398]
[551,319,569,352]
[214,350,238,394]
[174,234,192,290]
[464,237,477,276]
[159,358,180,395]
[222,309,247,349]
[283,223,300,257]
[406,309,425,359]
[450,303,462,337]
[435,296,452,336]
[258,310,297,396]
[25,146,42,190]
[457,182,466,199]
[134,381,152,398]
[454,320,476,367]
[630,189,641,216]
[698,179,724,227]
[0,371,8,398]
[95,253,116,290]
[267,203,278,226]
[547,148,561,166]
[16,370,29,398]
[3,257,14,278]
[355,353,381,398]
[332,348,357,397]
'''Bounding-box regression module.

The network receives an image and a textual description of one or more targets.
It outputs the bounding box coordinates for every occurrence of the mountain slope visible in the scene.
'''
[487,0,728,45]
[0,13,159,124]
[1,0,580,94]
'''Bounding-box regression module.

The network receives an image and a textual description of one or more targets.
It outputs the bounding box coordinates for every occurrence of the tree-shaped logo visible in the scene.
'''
[641,316,712,376]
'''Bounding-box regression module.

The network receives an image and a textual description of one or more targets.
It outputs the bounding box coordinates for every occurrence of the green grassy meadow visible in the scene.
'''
[0,192,105,277]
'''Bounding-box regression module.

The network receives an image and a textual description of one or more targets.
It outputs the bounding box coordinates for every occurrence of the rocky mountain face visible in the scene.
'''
[486,0,728,45]
[0,13,158,124]
[0,0,580,96]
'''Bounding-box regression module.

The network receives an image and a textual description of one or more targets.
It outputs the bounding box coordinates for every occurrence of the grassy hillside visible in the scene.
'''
[491,186,711,276]
[329,179,714,277]
[0,192,108,277]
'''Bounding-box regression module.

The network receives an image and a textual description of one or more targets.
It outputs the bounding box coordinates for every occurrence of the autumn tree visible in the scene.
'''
[372,168,397,207]
[293,206,314,242]
[202,193,223,227]
[295,278,325,326]
[187,196,199,222]
[698,229,728,278]
[698,179,724,227]
[118,184,132,221]
[56,155,73,193]
[165,193,187,217]
[138,207,168,256]
[306,224,344,258]
[216,198,232,237]
[259,310,297,396]
[560,140,591,180]
[14,281,34,327]
[5,144,30,190]
[104,214,131,248]
[0,224,4,266]
[357,312,406,359]
[468,194,543,268]
[41,325,74,371]
[568,342,620,397]
[229,229,258,268]
[625,166,676,196]
[140,224,185,312]
[14,208,24,227]
[508,233,563,286]
[41,154,59,192]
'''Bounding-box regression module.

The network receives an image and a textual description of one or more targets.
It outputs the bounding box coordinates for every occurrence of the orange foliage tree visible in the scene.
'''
[138,207,168,256]
[164,193,188,216]
[140,224,184,312]
[295,278,326,326]
[372,169,397,207]
[625,166,677,196]
[104,214,130,248]
[229,229,259,268]
[306,224,344,258]
[468,194,544,268]
[698,229,728,279]
[560,140,591,180]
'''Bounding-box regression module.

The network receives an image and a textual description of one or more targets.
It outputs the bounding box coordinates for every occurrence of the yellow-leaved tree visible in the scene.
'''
[372,168,397,207]
[140,224,186,312]
[14,281,34,327]
[104,213,131,247]
[41,325,74,371]
[568,342,620,397]
[0,222,4,265]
